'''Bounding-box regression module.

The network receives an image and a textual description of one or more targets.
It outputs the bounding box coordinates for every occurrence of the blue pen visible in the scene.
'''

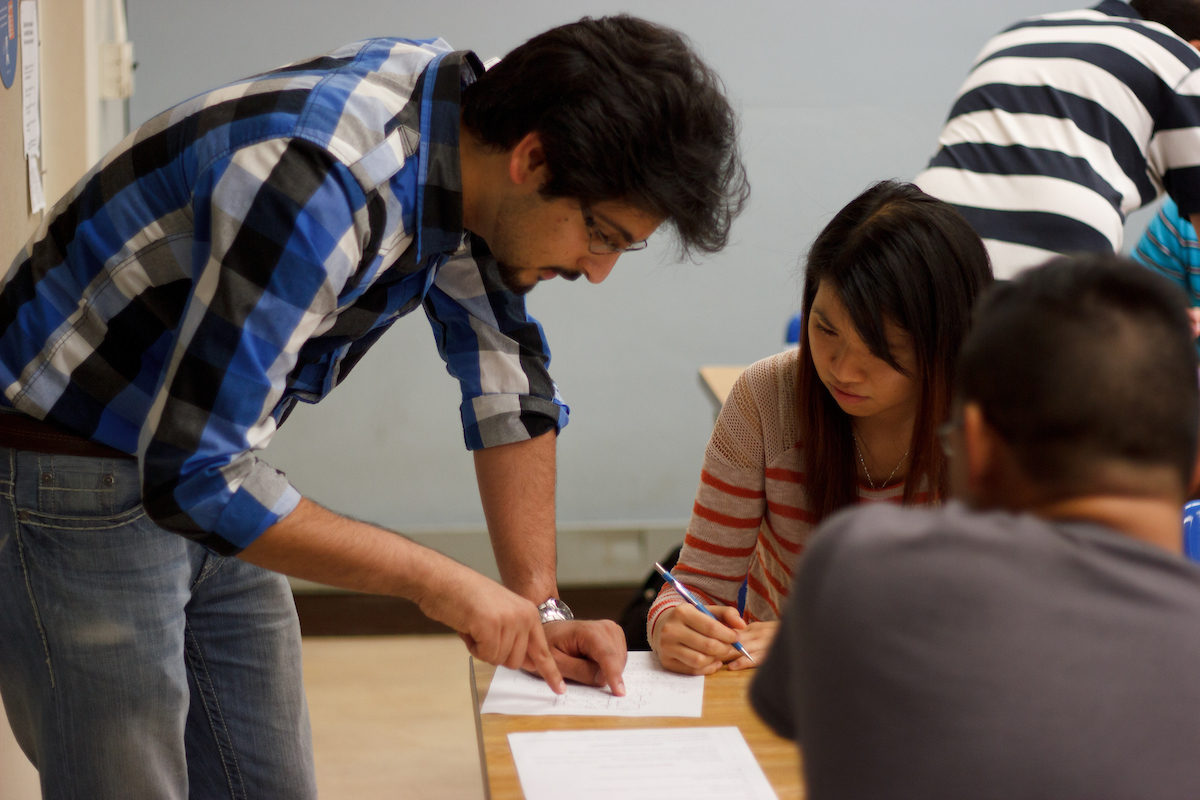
[655,562,757,665]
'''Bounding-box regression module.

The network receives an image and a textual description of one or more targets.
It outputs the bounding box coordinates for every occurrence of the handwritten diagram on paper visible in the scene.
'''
[508,727,779,800]
[480,651,704,717]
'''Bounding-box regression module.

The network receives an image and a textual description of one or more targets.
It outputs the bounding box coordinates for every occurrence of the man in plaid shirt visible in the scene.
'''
[0,17,748,797]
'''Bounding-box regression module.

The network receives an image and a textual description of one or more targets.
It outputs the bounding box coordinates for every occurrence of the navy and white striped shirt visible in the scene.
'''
[0,38,568,555]
[916,1,1200,278]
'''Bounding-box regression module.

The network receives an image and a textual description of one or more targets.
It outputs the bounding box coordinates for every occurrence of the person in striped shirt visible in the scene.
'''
[1133,197,1200,300]
[0,18,749,798]
[649,182,992,675]
[916,0,1200,279]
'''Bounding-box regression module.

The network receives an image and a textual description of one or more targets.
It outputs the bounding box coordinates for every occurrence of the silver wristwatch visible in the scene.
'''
[537,598,575,624]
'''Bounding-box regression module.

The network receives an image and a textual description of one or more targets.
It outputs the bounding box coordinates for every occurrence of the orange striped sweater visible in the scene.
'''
[648,348,932,638]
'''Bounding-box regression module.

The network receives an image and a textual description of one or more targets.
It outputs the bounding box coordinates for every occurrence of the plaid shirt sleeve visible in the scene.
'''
[142,136,367,555]
[423,234,569,450]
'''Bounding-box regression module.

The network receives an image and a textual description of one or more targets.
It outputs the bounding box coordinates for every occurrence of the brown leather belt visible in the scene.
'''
[0,412,136,460]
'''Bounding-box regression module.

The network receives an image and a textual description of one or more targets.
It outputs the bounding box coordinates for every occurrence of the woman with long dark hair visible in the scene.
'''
[649,180,993,674]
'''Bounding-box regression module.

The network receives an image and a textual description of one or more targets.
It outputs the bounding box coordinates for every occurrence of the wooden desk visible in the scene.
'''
[470,658,804,799]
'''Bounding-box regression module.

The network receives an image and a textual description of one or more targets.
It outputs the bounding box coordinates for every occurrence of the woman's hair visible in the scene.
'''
[797,180,993,522]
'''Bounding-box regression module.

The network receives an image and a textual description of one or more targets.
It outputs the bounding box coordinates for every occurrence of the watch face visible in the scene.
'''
[538,599,574,622]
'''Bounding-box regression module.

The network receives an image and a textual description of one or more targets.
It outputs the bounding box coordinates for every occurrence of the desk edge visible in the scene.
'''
[469,656,492,800]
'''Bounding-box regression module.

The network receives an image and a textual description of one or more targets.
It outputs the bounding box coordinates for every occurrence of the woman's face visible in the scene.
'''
[807,280,920,423]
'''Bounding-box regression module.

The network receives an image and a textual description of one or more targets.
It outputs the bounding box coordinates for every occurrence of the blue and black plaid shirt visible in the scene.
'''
[0,38,568,554]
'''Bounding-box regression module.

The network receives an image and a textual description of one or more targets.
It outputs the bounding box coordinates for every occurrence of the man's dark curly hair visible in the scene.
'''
[461,15,749,257]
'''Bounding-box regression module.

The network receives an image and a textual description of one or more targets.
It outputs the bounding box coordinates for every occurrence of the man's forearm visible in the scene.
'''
[473,430,559,603]
[239,495,568,691]
[238,497,455,602]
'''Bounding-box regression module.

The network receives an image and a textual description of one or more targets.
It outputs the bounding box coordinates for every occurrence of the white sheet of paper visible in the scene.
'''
[27,154,43,213]
[480,650,703,717]
[19,0,37,158]
[508,726,779,800]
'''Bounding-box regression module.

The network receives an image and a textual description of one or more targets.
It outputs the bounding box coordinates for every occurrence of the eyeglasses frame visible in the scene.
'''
[581,206,650,255]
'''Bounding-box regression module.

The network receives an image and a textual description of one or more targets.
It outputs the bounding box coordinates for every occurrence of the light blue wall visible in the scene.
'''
[128,1,1131,547]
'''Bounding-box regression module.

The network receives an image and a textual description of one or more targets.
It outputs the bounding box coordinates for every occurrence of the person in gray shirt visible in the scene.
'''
[750,253,1200,799]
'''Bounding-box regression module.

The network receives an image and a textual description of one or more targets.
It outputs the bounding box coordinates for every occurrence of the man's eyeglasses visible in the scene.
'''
[582,207,649,255]
[936,418,962,457]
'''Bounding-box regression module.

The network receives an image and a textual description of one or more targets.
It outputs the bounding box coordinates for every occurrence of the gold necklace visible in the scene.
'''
[853,432,909,490]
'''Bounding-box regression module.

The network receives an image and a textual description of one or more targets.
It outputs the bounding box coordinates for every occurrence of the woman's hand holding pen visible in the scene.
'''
[652,603,750,675]
[654,606,779,673]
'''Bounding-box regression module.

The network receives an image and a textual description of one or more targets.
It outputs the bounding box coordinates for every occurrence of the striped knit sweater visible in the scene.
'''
[648,348,932,638]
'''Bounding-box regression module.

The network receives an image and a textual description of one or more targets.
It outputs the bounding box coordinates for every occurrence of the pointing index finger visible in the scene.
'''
[593,645,627,696]
[576,621,628,695]
[528,626,566,694]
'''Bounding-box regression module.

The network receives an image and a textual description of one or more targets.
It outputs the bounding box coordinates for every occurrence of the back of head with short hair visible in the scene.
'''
[956,254,1199,495]
[461,15,749,257]
[1131,0,1200,41]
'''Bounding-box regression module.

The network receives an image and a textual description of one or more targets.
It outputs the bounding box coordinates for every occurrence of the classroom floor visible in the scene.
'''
[0,635,485,800]
[305,635,485,799]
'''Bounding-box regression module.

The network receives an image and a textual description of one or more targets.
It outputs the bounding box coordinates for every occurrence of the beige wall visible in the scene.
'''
[0,6,37,268]
[0,0,91,268]
[39,0,90,203]
[0,2,91,796]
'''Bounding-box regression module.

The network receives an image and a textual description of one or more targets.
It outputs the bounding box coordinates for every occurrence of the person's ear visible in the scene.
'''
[961,402,996,500]
[507,131,548,188]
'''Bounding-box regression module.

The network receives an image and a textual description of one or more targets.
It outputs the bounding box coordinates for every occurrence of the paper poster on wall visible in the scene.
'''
[27,153,43,213]
[0,0,15,89]
[19,0,37,156]
[19,0,39,213]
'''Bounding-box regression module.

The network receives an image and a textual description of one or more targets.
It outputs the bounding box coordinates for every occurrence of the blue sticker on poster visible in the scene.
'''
[0,0,16,90]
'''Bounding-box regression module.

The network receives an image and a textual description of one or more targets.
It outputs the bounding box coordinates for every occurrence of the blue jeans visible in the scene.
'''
[0,448,316,799]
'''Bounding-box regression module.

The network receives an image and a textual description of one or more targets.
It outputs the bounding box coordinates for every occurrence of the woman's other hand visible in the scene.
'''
[725,620,779,670]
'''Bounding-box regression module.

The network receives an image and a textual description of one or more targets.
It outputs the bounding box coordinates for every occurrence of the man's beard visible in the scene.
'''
[495,261,586,295]
[488,192,541,296]
[487,194,584,295]
[495,259,537,296]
